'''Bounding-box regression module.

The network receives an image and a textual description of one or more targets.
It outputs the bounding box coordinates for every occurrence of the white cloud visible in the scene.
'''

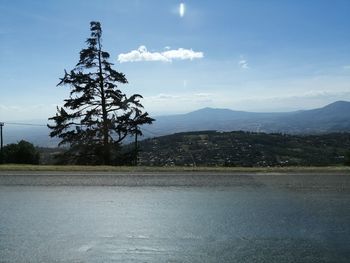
[118,46,204,63]
[238,59,249,69]
[118,46,168,63]
[162,48,203,61]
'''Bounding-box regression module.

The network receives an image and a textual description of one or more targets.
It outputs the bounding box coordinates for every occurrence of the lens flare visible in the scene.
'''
[179,3,185,17]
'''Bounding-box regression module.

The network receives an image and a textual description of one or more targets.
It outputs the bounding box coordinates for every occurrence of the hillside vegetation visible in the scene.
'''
[137,131,350,167]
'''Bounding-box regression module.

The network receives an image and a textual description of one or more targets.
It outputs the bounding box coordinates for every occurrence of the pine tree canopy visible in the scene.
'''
[48,21,154,165]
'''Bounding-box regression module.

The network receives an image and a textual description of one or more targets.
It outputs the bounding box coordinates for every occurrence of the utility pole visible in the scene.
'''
[0,122,3,163]
[134,126,139,166]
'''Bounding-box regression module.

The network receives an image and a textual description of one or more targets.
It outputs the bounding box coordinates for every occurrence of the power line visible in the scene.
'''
[3,122,162,135]
[140,127,163,137]
[4,122,47,127]
[2,121,162,139]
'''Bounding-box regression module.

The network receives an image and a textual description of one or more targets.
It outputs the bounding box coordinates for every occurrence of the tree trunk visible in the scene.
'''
[97,36,110,165]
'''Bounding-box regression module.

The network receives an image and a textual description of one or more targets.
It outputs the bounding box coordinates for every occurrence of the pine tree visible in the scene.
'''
[48,21,154,165]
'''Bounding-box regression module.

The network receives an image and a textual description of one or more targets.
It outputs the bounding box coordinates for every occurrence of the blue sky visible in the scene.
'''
[1,0,350,121]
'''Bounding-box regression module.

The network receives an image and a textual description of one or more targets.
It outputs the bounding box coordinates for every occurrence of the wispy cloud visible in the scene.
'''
[142,88,350,115]
[231,90,350,112]
[238,59,249,69]
[145,93,214,104]
[150,93,181,100]
[118,45,204,63]
[143,92,216,114]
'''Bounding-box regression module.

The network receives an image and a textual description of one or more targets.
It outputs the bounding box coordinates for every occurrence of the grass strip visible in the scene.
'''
[0,164,349,173]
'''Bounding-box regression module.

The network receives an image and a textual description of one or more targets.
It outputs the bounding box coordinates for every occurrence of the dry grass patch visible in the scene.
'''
[0,164,349,173]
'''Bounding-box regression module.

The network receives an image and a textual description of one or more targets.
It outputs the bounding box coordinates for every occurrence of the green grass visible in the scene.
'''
[0,164,349,173]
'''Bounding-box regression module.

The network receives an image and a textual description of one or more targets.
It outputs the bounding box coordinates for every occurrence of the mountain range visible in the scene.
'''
[146,100,350,137]
[3,101,350,147]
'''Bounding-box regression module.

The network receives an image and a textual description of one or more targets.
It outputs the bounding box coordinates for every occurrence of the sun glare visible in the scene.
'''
[179,3,185,17]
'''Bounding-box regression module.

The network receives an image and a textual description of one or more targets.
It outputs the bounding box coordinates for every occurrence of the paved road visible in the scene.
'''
[1,171,350,262]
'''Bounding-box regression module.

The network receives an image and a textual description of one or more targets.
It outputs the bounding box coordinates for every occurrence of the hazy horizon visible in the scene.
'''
[1,99,348,123]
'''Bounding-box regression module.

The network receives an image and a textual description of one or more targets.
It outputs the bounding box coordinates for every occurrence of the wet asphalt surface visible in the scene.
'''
[0,171,349,262]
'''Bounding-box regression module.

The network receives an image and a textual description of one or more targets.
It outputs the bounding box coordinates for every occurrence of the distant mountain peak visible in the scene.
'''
[322,100,350,108]
[188,107,238,114]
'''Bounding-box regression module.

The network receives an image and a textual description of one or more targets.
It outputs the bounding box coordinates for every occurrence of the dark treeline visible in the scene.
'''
[1,140,40,164]
[3,131,350,166]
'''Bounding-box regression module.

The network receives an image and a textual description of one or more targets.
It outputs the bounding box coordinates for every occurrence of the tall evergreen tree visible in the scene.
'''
[48,21,154,165]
